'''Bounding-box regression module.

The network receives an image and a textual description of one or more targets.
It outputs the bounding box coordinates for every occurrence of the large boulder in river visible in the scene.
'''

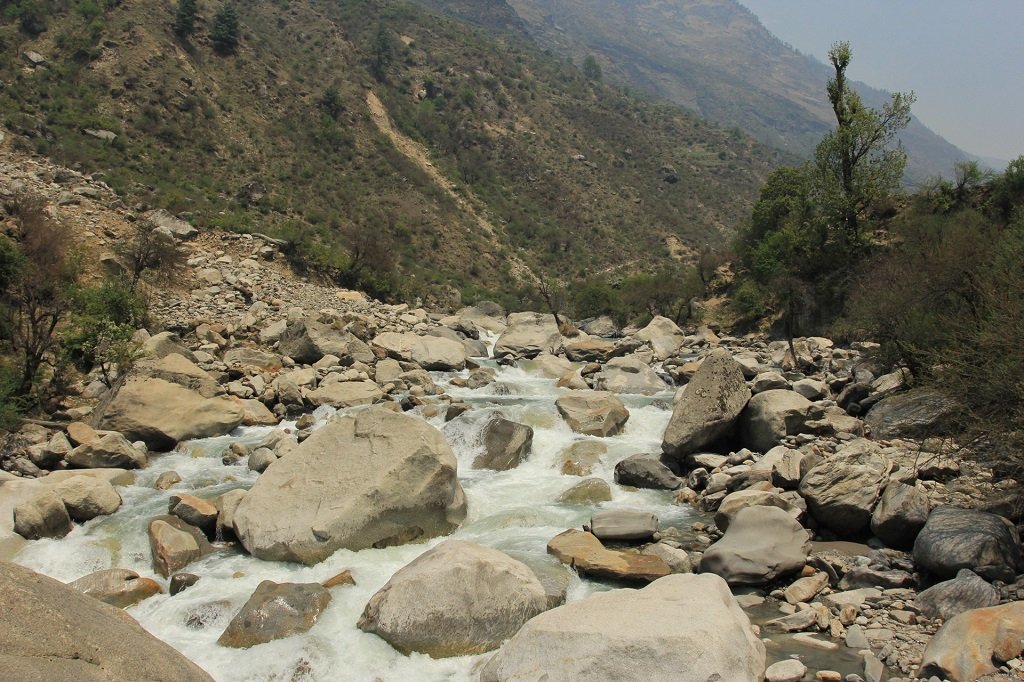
[277,317,373,365]
[474,416,533,471]
[700,506,810,585]
[0,561,214,681]
[479,573,765,682]
[358,539,549,657]
[493,312,562,359]
[919,601,1024,682]
[799,439,892,537]
[593,356,669,395]
[13,490,74,540]
[739,389,813,452]
[865,388,961,439]
[662,349,750,458]
[96,378,245,451]
[218,580,332,648]
[547,529,670,583]
[65,432,146,469]
[371,331,466,370]
[613,453,682,490]
[555,390,629,437]
[233,407,467,564]
[69,568,161,608]
[870,480,930,549]
[913,506,1023,582]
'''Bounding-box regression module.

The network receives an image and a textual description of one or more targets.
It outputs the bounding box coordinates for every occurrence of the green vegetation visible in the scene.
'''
[174,0,197,39]
[210,3,239,55]
[582,55,602,83]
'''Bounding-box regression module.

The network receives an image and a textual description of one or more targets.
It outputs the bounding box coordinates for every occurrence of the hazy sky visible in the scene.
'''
[737,0,1024,164]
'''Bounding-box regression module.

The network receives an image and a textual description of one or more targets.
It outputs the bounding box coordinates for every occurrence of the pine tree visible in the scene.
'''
[211,3,239,55]
[173,0,197,38]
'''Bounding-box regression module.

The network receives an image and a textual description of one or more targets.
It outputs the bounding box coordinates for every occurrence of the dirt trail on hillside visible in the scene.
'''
[364,90,534,283]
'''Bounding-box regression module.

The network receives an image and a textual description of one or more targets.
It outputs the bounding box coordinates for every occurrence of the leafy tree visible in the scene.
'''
[210,3,239,55]
[582,55,602,82]
[319,86,343,120]
[370,23,395,81]
[174,0,197,38]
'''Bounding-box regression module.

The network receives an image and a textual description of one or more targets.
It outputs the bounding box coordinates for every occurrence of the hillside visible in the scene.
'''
[0,0,781,305]
[497,0,977,184]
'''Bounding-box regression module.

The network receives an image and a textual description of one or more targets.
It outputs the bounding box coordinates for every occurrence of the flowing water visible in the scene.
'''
[13,341,865,680]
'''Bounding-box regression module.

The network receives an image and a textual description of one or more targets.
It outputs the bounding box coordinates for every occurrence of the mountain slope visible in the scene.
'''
[0,0,781,305]
[501,0,976,183]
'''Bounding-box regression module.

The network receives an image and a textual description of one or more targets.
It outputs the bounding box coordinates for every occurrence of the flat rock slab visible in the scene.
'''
[547,529,669,583]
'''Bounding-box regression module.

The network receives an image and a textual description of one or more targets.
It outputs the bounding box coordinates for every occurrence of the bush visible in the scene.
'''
[211,3,239,55]
[61,279,146,386]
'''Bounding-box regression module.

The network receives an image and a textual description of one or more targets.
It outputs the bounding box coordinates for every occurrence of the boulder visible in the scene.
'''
[69,568,161,608]
[233,408,467,564]
[493,312,562,359]
[526,352,575,378]
[53,476,122,521]
[14,490,74,540]
[714,489,801,531]
[148,515,213,578]
[614,453,682,490]
[913,506,1023,581]
[765,660,808,682]
[96,378,245,451]
[557,478,613,504]
[145,209,198,240]
[641,543,692,574]
[661,349,750,458]
[277,317,373,365]
[919,602,1024,682]
[222,347,283,372]
[141,331,197,362]
[592,356,669,395]
[358,539,549,657]
[700,506,810,585]
[589,509,658,542]
[751,371,790,394]
[168,493,219,537]
[739,389,813,452]
[548,529,669,583]
[371,332,466,370]
[480,573,765,682]
[581,315,618,338]
[555,390,629,437]
[304,380,384,408]
[798,440,891,537]
[870,481,930,549]
[559,440,607,476]
[865,388,961,439]
[563,336,618,363]
[65,432,146,469]
[0,561,213,681]
[218,581,332,648]
[783,571,829,605]
[474,416,533,471]
[916,569,1000,621]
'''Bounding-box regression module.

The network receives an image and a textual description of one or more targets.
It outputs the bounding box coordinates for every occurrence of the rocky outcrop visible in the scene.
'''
[96,378,245,451]
[13,490,73,540]
[0,561,214,681]
[218,581,332,648]
[662,349,750,458]
[480,573,765,682]
[555,390,629,437]
[740,389,813,452]
[233,408,467,564]
[52,476,122,521]
[358,540,549,657]
[913,506,1023,581]
[700,506,810,585]
[870,481,930,548]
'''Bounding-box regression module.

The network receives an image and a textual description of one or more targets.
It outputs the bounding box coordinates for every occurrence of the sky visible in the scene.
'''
[736,0,1024,165]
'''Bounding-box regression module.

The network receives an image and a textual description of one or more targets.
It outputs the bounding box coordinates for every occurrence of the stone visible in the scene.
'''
[168,493,218,537]
[563,336,617,363]
[919,602,1024,682]
[792,378,829,401]
[0,562,213,681]
[96,378,245,451]
[279,318,374,365]
[322,570,355,588]
[641,542,693,573]
[557,478,613,504]
[766,659,808,682]
[480,573,765,682]
[145,209,198,240]
[916,570,1000,621]
[764,608,819,633]
[141,331,197,362]
[752,371,790,394]
[493,312,563,359]
[233,408,466,564]
[547,529,670,583]
[589,509,658,542]
[555,390,629,437]
[700,506,810,585]
[559,440,607,476]
[474,416,533,471]
[218,580,332,648]
[371,331,467,370]
[839,566,915,590]
[215,489,246,540]
[66,421,98,446]
[613,453,682,490]
[870,481,930,549]
[739,389,813,452]
[148,515,213,578]
[799,440,892,537]
[593,356,669,395]
[358,540,548,657]
[715,489,801,531]
[14,490,74,540]
[222,347,283,372]
[65,432,147,469]
[305,379,384,408]
[53,476,122,521]
[784,571,830,604]
[155,471,182,490]
[913,506,1023,581]
[821,588,882,610]
[170,573,200,595]
[69,568,161,608]
[865,389,961,439]
[662,349,751,458]
[247,447,276,473]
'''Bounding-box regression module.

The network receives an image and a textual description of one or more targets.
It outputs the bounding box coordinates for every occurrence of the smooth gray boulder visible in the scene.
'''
[0,561,214,681]
[358,539,548,657]
[799,439,891,537]
[916,569,1000,621]
[714,489,801,531]
[371,331,467,370]
[96,377,244,451]
[479,573,765,682]
[474,416,533,471]
[662,349,750,458]
[870,481,930,548]
[52,476,122,521]
[218,581,332,648]
[13,490,74,540]
[277,317,373,365]
[593,356,669,395]
[739,389,813,452]
[65,432,146,469]
[233,408,467,564]
[493,312,562,359]
[700,506,810,585]
[614,453,682,490]
[555,390,629,437]
[304,379,383,408]
[913,506,1023,581]
[589,509,658,542]
[865,388,960,439]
